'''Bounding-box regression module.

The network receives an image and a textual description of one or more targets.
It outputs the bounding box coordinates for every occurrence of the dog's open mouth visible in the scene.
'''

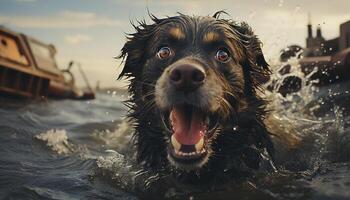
[161,104,219,169]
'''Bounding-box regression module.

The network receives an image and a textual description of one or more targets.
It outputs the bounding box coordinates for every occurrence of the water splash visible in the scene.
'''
[96,151,137,191]
[263,52,349,168]
[264,55,318,149]
[325,106,350,162]
[35,129,74,155]
[91,119,132,152]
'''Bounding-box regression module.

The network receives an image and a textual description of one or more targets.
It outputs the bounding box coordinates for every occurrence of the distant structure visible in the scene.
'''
[300,19,350,85]
[276,18,350,95]
[304,19,350,57]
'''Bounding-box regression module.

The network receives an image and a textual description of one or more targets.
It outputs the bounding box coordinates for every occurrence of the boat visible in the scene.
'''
[0,26,95,100]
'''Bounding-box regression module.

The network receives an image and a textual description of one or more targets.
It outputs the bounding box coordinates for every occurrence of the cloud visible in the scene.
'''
[16,0,36,2]
[64,34,92,45]
[0,10,121,28]
[56,57,124,88]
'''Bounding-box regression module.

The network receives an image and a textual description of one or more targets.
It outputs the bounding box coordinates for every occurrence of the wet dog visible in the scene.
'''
[118,12,275,184]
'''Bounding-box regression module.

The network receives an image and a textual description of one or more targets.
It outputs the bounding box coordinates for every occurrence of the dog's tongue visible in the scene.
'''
[170,105,206,145]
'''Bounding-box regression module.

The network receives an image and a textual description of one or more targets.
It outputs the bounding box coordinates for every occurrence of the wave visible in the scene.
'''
[35,129,74,155]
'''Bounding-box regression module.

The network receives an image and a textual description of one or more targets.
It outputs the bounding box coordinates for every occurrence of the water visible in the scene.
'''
[0,93,138,199]
[0,60,349,199]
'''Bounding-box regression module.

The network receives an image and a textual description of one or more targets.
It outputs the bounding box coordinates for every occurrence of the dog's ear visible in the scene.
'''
[231,22,271,91]
[213,11,269,77]
[117,21,156,79]
[239,22,269,70]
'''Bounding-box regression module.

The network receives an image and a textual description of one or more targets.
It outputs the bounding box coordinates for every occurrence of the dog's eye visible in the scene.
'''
[215,49,231,63]
[157,47,173,59]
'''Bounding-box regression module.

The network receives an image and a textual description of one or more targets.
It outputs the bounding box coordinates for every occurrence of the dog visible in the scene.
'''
[118,11,275,185]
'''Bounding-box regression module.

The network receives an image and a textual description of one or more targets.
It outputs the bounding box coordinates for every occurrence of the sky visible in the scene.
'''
[1,0,350,89]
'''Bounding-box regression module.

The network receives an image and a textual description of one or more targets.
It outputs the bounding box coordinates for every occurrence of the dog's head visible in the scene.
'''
[118,12,272,173]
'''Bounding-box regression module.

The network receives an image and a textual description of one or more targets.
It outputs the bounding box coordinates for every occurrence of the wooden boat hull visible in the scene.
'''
[0,26,95,100]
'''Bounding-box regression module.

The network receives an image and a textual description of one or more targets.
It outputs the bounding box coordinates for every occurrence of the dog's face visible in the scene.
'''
[154,19,247,170]
[119,12,270,172]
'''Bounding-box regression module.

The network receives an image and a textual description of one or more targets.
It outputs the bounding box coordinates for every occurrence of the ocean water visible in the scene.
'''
[0,60,349,199]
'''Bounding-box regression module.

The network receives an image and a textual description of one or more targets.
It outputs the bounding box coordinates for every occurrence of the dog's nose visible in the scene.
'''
[169,64,206,91]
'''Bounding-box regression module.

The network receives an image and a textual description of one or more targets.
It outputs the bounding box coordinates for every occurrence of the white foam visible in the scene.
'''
[96,152,137,190]
[263,54,348,160]
[91,119,133,151]
[35,129,74,155]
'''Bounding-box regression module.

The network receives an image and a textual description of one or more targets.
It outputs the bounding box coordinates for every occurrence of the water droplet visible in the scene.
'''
[278,0,284,7]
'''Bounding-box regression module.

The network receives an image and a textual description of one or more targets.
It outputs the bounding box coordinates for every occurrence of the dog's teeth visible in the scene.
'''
[170,110,175,123]
[174,149,179,154]
[195,137,204,152]
[171,135,181,150]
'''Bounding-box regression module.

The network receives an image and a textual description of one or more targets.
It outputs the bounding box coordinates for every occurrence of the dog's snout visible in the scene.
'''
[169,64,206,91]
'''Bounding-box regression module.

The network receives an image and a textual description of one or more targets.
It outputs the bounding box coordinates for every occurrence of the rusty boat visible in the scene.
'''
[0,26,95,100]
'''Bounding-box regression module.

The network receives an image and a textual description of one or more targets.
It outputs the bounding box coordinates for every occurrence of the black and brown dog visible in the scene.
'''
[118,11,276,185]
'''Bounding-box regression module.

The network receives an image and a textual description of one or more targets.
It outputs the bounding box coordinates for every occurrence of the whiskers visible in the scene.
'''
[141,97,156,114]
[133,80,156,88]
[216,95,233,118]
[131,90,158,118]
[223,90,238,99]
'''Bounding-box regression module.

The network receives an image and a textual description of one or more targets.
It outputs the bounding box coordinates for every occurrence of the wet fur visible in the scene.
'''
[118,11,275,184]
